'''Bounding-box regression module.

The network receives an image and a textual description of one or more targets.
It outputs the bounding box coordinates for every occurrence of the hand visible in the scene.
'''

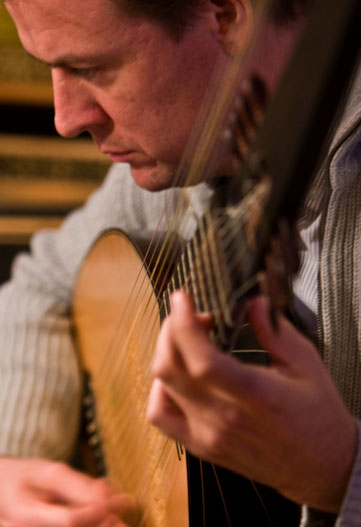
[147,291,358,513]
[0,457,132,527]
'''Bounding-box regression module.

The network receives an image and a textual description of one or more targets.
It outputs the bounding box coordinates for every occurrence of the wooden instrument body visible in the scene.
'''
[73,229,188,527]
[73,228,301,526]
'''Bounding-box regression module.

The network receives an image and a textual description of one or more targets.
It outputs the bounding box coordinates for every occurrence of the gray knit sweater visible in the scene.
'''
[299,69,361,526]
[0,79,360,526]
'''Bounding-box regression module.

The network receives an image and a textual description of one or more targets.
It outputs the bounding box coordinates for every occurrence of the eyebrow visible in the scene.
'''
[25,49,100,68]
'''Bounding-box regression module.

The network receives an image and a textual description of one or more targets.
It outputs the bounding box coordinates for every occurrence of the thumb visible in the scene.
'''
[246,296,320,371]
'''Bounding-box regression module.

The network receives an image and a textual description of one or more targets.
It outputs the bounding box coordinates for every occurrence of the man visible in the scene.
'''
[0,0,359,526]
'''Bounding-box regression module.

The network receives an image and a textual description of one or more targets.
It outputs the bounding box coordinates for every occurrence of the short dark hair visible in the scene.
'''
[110,0,310,36]
[271,0,310,24]
[109,0,206,35]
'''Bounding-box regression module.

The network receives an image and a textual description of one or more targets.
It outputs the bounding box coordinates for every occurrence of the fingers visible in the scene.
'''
[154,290,220,381]
[246,296,321,371]
[109,493,135,519]
[25,487,131,527]
[153,291,278,401]
[1,500,115,527]
[0,459,131,527]
[163,291,319,374]
[151,290,328,412]
[20,502,114,527]
[30,462,110,505]
[147,291,360,512]
[147,378,189,444]
[68,503,128,527]
[149,288,331,443]
[31,462,132,518]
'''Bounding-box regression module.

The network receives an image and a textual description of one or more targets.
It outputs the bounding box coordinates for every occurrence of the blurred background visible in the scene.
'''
[0,4,110,282]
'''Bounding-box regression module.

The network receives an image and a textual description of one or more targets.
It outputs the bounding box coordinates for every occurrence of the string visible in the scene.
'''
[85,122,267,525]
[93,0,272,392]
[85,180,272,520]
[85,162,270,524]
[74,0,277,524]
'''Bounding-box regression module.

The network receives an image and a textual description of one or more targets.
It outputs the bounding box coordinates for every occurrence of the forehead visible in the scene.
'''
[5,0,142,61]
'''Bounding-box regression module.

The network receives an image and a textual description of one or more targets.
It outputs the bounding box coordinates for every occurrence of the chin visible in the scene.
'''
[130,163,182,192]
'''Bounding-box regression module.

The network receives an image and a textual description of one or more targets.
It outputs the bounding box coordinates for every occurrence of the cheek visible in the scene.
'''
[103,45,215,159]
[140,57,217,157]
[140,73,206,155]
[109,80,193,156]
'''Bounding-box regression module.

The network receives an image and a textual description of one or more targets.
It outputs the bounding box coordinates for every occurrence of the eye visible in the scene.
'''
[67,66,101,80]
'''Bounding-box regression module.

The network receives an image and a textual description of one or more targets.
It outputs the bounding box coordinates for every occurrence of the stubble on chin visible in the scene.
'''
[129,162,182,191]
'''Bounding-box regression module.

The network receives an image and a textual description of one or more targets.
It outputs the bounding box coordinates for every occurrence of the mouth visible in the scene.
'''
[101,149,157,169]
[101,150,137,163]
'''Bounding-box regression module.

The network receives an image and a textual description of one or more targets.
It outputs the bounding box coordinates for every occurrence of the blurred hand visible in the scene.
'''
[147,291,358,513]
[0,457,132,527]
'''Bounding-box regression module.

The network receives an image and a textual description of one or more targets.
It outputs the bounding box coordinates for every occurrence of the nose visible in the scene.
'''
[52,68,108,138]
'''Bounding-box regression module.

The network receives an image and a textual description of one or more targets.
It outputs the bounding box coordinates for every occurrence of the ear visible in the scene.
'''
[207,0,254,56]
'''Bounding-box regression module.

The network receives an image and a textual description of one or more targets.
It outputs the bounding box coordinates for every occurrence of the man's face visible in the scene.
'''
[7,0,224,190]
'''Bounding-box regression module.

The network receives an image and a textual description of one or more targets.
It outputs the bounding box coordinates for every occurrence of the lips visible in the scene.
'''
[102,150,135,163]
[101,149,157,168]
